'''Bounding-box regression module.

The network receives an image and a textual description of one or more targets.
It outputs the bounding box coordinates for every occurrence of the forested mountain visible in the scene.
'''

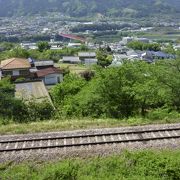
[0,0,179,18]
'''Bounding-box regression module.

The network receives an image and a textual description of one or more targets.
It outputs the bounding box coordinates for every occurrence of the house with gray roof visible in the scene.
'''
[61,56,81,64]
[78,52,96,63]
[84,58,98,66]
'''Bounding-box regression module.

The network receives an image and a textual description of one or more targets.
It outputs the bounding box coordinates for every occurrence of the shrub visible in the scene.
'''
[1,151,180,180]
[26,100,55,122]
[15,77,26,83]
[147,108,180,120]
[80,70,95,81]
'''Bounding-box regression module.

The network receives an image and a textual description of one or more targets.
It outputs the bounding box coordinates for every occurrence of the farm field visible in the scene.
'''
[57,63,89,74]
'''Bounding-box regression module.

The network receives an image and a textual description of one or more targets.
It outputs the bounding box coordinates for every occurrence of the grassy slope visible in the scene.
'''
[0,150,180,180]
[0,117,179,135]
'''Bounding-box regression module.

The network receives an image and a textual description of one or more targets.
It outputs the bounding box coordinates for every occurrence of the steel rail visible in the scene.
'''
[0,129,179,152]
[0,127,180,144]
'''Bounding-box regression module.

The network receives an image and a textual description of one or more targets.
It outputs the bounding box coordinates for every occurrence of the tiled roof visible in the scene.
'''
[0,58,31,70]
[36,67,62,77]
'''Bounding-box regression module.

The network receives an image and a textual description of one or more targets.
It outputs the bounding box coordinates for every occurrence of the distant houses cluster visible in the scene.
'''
[104,36,177,66]
[111,49,175,66]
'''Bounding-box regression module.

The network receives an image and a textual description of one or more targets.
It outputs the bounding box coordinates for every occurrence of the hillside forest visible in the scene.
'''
[0,0,179,18]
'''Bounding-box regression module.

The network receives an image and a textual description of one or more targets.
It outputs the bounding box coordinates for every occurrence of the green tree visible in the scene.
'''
[154,59,180,111]
[56,64,137,118]
[0,42,16,51]
[3,47,29,59]
[127,41,161,51]
[163,44,176,54]
[50,60,180,119]
[96,49,113,67]
[51,74,87,107]
[26,100,54,122]
[37,41,51,52]
[0,78,27,122]
[129,62,166,116]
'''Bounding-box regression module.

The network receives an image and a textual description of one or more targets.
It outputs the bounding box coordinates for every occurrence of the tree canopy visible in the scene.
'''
[127,41,161,51]
[51,59,180,118]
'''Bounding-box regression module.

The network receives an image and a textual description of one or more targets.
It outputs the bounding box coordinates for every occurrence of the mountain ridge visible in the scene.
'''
[0,0,179,18]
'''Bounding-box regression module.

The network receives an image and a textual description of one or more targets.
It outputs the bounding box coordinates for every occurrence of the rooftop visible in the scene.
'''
[36,67,62,77]
[34,60,54,67]
[0,58,31,70]
[62,56,81,62]
[78,52,96,57]
[15,81,52,103]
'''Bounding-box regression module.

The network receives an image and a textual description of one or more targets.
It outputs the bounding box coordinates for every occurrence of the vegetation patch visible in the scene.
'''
[0,117,179,135]
[0,150,180,180]
[51,59,180,119]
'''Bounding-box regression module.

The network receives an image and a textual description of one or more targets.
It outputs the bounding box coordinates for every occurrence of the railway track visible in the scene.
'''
[0,126,180,153]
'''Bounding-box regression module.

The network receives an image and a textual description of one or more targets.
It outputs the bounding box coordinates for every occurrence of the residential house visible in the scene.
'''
[60,52,97,65]
[141,51,175,63]
[34,60,54,69]
[0,58,64,86]
[28,59,63,85]
[84,58,98,66]
[78,52,96,63]
[0,58,31,80]
[61,56,81,64]
[35,67,63,85]
[21,42,38,50]
[141,52,154,63]
[126,50,144,59]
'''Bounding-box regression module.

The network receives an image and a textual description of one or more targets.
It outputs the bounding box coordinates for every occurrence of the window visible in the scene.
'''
[19,70,29,76]
[13,70,20,76]
[3,71,13,76]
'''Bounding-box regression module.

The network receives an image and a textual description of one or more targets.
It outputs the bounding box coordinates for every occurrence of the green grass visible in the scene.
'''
[57,63,89,74]
[0,117,179,135]
[0,150,180,180]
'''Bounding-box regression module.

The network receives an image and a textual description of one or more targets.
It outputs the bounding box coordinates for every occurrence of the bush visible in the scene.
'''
[80,70,95,81]
[147,108,180,120]
[15,77,26,83]
[20,100,55,122]
[0,150,180,180]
